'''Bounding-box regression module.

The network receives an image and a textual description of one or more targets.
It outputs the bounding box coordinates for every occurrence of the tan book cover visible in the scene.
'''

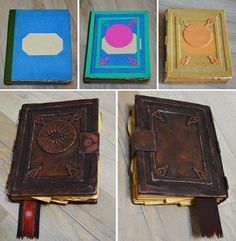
[164,9,233,83]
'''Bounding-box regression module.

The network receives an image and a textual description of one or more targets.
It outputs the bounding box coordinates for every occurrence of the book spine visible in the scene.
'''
[6,108,22,193]
[4,10,16,84]
[164,10,168,81]
[144,11,151,78]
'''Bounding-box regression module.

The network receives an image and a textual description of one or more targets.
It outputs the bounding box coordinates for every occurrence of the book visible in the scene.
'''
[129,95,228,237]
[4,10,72,84]
[84,11,151,83]
[6,99,100,238]
[164,9,233,83]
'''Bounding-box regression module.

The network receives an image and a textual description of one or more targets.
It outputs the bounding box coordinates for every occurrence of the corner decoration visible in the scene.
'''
[84,11,151,82]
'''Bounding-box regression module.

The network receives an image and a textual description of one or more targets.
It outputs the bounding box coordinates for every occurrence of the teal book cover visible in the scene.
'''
[84,11,151,83]
[4,9,72,85]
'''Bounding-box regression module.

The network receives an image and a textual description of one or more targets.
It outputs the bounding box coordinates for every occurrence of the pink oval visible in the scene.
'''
[105,24,133,48]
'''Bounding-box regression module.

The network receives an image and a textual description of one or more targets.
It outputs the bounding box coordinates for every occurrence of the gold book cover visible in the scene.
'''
[164,9,233,83]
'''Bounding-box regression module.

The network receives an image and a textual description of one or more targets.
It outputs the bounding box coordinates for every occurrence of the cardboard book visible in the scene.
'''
[4,10,72,84]
[84,11,151,83]
[164,9,232,83]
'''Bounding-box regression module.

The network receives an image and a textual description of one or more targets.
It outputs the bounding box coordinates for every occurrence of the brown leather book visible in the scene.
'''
[6,99,100,239]
[129,95,228,238]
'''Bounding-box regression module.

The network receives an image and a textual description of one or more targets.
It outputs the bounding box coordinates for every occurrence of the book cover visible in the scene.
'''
[84,11,151,83]
[4,10,72,84]
[6,99,99,239]
[7,99,99,201]
[164,9,233,83]
[129,95,228,237]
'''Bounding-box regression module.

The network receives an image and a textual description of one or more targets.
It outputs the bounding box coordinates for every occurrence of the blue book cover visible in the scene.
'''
[84,11,151,83]
[4,9,72,84]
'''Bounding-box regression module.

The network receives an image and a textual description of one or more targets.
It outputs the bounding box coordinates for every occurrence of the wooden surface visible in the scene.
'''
[159,0,236,89]
[118,91,236,241]
[80,0,157,89]
[0,0,77,89]
[0,91,115,241]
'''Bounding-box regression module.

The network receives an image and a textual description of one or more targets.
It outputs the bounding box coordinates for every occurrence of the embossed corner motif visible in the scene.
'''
[179,17,220,65]
[36,113,81,154]
[65,164,80,177]
[152,109,164,122]
[193,168,208,180]
[27,166,42,178]
[180,56,191,65]
[156,165,168,177]
[187,116,199,126]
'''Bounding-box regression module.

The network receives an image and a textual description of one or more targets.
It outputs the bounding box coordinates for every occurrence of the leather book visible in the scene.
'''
[129,95,228,237]
[84,11,151,83]
[4,10,72,84]
[6,99,100,238]
[164,9,233,83]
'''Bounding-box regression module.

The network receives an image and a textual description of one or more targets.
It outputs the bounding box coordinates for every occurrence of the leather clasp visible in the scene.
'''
[131,129,157,157]
[79,132,99,154]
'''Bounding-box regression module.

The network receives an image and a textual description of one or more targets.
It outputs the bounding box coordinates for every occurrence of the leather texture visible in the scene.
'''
[132,95,228,199]
[195,197,223,237]
[7,99,99,198]
[131,130,157,158]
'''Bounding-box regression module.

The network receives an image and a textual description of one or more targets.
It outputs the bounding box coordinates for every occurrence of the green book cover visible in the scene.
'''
[84,11,151,83]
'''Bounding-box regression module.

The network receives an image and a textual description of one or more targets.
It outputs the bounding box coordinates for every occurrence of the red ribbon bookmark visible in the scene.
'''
[17,200,41,239]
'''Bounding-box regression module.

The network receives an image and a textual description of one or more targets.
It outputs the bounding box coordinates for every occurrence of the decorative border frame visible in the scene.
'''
[95,17,141,69]
[134,95,227,197]
[166,9,232,79]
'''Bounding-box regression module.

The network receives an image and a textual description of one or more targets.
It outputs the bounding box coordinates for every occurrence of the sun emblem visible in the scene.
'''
[38,120,76,153]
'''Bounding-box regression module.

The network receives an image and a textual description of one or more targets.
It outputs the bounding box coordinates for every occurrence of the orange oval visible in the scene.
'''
[183,23,213,48]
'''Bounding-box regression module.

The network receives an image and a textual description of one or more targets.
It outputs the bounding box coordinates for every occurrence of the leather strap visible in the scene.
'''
[79,132,99,154]
[17,200,41,239]
[195,197,223,238]
[131,129,157,158]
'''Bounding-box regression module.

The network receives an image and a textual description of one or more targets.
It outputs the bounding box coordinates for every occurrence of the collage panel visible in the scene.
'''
[80,0,157,89]
[0,91,115,240]
[118,91,236,241]
[0,0,77,89]
[0,0,236,240]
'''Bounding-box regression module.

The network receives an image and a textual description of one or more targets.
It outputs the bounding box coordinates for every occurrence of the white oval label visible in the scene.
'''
[22,33,63,56]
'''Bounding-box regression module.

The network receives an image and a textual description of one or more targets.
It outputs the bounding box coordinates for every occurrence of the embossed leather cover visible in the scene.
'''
[132,95,228,199]
[164,9,232,83]
[7,99,99,199]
